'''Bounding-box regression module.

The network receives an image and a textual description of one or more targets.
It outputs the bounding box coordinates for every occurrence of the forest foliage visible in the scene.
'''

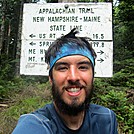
[0,0,133,134]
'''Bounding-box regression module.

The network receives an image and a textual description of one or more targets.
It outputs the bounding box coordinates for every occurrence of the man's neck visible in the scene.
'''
[54,103,85,130]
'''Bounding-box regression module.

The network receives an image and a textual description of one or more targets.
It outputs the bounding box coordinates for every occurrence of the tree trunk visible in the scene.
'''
[0,0,9,65]
[15,0,25,76]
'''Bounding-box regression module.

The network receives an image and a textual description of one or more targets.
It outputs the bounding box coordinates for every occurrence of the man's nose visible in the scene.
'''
[67,67,80,82]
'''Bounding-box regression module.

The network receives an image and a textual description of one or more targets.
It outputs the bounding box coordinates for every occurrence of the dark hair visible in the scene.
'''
[45,28,96,78]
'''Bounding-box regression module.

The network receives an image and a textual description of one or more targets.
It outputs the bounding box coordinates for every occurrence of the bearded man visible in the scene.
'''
[12,29,118,134]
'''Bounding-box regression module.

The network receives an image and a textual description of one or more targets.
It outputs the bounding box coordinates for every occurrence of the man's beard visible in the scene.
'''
[51,81,93,116]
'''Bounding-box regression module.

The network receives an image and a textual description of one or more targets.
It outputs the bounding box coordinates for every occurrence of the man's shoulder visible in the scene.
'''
[86,104,118,134]
[12,103,54,134]
[19,112,50,123]
[32,103,54,120]
[89,104,115,115]
[12,113,52,134]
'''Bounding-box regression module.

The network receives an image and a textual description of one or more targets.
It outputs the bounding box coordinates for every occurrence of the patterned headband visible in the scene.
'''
[49,43,95,71]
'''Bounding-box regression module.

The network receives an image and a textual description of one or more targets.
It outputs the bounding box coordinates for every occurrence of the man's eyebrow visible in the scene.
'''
[54,62,68,67]
[54,60,92,68]
[78,61,92,65]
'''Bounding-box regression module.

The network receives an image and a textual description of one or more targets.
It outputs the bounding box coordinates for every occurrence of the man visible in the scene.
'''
[12,29,118,134]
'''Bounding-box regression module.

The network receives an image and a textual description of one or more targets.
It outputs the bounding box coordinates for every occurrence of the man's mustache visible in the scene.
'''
[64,80,85,89]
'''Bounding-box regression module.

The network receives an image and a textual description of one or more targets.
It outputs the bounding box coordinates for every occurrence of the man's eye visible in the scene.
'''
[56,66,68,71]
[79,66,89,70]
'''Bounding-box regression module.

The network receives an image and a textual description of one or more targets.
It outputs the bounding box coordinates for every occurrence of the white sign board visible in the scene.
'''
[20,3,113,77]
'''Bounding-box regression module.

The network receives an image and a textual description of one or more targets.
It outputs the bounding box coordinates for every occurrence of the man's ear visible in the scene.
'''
[49,76,52,85]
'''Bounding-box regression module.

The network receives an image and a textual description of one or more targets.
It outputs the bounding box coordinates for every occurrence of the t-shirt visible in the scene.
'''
[12,103,118,134]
